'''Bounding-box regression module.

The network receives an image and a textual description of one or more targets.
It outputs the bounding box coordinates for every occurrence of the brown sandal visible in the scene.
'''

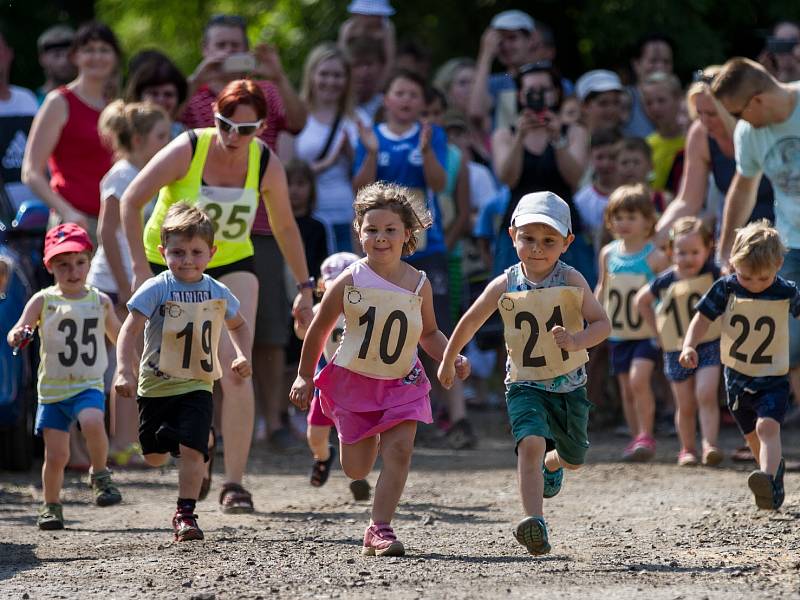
[219,482,254,514]
[199,427,215,501]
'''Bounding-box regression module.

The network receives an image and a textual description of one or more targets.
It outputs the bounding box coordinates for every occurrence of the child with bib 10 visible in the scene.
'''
[7,223,122,530]
[115,203,252,541]
[681,220,798,510]
[438,191,610,556]
[289,182,471,557]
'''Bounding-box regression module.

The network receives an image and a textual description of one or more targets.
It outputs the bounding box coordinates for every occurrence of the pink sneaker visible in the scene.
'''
[621,438,638,461]
[631,434,656,462]
[677,449,699,466]
[362,522,405,557]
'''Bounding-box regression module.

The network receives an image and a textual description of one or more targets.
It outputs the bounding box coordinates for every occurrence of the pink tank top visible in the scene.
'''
[47,87,113,217]
[350,259,426,294]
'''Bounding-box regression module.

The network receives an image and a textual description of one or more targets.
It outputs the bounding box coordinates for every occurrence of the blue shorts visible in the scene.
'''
[664,340,721,382]
[609,339,659,375]
[727,379,790,435]
[779,249,800,367]
[35,388,105,436]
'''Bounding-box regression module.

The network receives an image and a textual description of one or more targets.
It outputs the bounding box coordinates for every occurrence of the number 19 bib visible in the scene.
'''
[334,286,423,378]
[499,287,589,381]
[605,273,653,340]
[720,297,789,377]
[655,274,720,352]
[42,299,108,381]
[159,299,225,383]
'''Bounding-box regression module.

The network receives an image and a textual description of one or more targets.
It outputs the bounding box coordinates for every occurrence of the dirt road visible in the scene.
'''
[1,422,799,599]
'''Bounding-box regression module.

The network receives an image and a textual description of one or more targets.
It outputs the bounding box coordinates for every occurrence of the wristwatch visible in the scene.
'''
[296,278,316,291]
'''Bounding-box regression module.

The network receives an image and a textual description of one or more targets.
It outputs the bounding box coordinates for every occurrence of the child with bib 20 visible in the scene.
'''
[289,182,470,557]
[115,203,252,541]
[7,223,122,530]
[438,192,610,556]
[681,220,797,510]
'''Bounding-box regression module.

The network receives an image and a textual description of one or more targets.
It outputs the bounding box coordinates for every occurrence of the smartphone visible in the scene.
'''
[223,53,256,73]
[766,37,798,55]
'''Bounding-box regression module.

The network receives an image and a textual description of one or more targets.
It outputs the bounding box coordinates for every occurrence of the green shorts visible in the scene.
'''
[505,383,592,465]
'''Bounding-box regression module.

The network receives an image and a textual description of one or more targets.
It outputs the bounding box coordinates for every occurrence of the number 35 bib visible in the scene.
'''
[655,274,721,352]
[334,286,423,378]
[197,186,258,243]
[720,297,789,377]
[499,287,589,381]
[41,296,108,381]
[605,273,654,340]
[159,299,226,383]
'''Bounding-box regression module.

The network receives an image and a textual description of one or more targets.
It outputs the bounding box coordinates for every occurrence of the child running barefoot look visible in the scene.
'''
[115,203,252,541]
[289,182,470,557]
[7,224,122,530]
[439,192,610,556]
[596,184,670,461]
[681,221,797,510]
[636,217,722,466]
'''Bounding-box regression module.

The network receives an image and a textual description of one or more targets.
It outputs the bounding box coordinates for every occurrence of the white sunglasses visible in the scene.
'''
[214,112,263,136]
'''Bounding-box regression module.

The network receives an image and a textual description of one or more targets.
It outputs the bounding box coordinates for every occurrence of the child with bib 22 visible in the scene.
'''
[289,182,470,557]
[438,191,610,556]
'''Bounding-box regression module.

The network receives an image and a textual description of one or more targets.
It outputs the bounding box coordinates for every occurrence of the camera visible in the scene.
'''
[223,53,256,73]
[766,37,798,55]
[525,88,547,113]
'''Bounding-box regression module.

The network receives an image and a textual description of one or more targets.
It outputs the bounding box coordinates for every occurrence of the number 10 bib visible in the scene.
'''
[720,297,789,377]
[499,287,589,381]
[159,299,226,383]
[334,286,423,378]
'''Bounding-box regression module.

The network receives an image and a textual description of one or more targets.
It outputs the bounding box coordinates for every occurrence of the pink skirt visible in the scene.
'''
[314,360,432,445]
[307,394,334,427]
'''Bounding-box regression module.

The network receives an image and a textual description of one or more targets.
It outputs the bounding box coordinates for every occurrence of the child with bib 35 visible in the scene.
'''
[635,217,722,467]
[7,223,122,530]
[289,182,470,557]
[438,191,610,556]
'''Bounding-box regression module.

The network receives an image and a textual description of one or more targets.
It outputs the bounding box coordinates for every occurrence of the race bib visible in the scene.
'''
[324,314,346,363]
[333,286,423,378]
[499,287,589,381]
[42,300,108,381]
[196,186,258,243]
[605,273,653,340]
[655,274,720,352]
[720,297,789,377]
[159,299,225,383]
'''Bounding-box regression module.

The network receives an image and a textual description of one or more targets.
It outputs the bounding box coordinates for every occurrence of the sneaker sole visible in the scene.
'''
[630,446,655,462]
[362,541,405,557]
[703,449,724,467]
[175,529,205,542]
[220,505,254,515]
[514,518,551,556]
[38,520,64,531]
[95,495,122,507]
[747,471,775,510]
[349,479,371,502]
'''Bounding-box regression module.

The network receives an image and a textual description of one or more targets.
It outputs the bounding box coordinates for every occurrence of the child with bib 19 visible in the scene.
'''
[7,223,123,530]
[438,192,610,556]
[289,182,470,557]
[115,203,252,541]
[681,220,798,510]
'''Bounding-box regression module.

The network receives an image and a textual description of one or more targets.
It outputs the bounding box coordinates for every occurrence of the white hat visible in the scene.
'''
[490,10,535,32]
[510,192,572,236]
[347,0,395,16]
[320,252,361,282]
[575,69,623,101]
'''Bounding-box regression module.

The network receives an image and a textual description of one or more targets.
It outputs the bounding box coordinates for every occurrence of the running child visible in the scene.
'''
[115,203,252,541]
[596,184,670,461]
[439,191,610,556]
[635,217,722,466]
[289,182,470,557]
[7,223,122,530]
[681,220,796,510]
[294,251,371,501]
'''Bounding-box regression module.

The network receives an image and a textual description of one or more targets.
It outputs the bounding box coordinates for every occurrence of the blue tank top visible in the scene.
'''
[606,240,655,279]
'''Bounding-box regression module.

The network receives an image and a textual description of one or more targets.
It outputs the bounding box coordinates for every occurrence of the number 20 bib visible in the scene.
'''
[42,298,108,381]
[499,287,589,381]
[720,297,789,377]
[605,273,653,340]
[159,299,225,383]
[334,286,423,378]
[655,274,720,352]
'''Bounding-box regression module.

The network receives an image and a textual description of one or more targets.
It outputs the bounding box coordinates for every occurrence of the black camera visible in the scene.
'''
[525,88,547,113]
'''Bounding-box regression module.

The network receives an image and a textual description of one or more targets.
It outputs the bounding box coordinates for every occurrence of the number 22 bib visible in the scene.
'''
[333,286,423,378]
[655,274,720,352]
[499,287,589,381]
[159,299,226,383]
[720,297,789,377]
[605,273,653,340]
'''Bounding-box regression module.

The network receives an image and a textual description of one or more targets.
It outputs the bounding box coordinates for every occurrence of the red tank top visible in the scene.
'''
[47,87,113,217]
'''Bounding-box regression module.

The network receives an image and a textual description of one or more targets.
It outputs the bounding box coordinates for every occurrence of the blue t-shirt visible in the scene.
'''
[474,186,511,241]
[696,273,800,394]
[128,271,240,397]
[354,122,448,258]
[649,262,721,300]
[735,82,800,249]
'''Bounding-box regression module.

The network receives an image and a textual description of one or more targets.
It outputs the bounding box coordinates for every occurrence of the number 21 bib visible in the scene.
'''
[720,297,789,377]
[605,273,653,340]
[334,286,423,378]
[655,274,720,352]
[159,299,226,383]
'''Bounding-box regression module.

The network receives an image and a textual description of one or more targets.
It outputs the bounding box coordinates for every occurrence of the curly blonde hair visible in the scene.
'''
[353,182,431,256]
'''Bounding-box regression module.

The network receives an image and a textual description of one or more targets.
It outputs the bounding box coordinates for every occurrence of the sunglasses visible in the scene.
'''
[214,113,263,136]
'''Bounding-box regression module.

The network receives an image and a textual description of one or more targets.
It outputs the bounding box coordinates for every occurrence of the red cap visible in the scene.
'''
[43,223,93,265]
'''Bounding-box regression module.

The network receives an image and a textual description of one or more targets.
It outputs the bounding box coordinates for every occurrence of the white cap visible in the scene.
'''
[510,192,572,236]
[490,10,535,32]
[575,69,623,101]
[347,0,395,16]
[320,252,361,282]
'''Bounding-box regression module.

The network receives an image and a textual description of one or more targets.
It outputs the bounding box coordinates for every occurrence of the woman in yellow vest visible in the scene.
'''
[121,80,313,513]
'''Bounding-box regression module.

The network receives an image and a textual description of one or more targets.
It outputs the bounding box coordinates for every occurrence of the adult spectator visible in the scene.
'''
[575,69,625,135]
[36,25,76,105]
[343,36,386,122]
[338,0,396,88]
[124,50,188,139]
[623,33,674,138]
[641,72,686,193]
[761,21,800,84]
[22,21,119,233]
[121,80,314,511]
[0,28,40,208]
[395,39,433,80]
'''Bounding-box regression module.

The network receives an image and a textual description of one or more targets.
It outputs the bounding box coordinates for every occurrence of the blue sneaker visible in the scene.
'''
[543,464,563,498]
[773,458,786,510]
[514,516,551,555]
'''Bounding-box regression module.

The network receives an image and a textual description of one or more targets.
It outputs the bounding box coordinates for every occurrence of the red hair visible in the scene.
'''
[213,79,267,121]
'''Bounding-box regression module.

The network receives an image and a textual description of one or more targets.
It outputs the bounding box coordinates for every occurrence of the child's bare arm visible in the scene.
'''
[554,270,611,352]
[635,285,658,343]
[418,279,449,362]
[115,310,147,397]
[225,313,252,378]
[100,292,121,345]
[595,244,609,303]
[679,312,712,369]
[647,247,671,274]
[7,292,44,347]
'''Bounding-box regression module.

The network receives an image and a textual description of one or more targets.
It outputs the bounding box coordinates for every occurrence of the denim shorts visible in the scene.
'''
[663,340,721,382]
[35,388,105,436]
[779,248,800,367]
[727,378,790,435]
[609,339,659,375]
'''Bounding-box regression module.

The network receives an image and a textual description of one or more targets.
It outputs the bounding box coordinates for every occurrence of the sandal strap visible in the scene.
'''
[219,483,253,505]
